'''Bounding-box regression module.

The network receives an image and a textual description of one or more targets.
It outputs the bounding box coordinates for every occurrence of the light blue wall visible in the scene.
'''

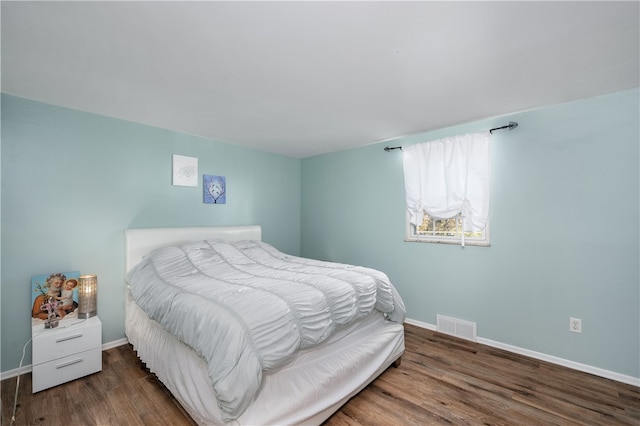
[3,90,639,380]
[1,95,301,372]
[301,89,640,378]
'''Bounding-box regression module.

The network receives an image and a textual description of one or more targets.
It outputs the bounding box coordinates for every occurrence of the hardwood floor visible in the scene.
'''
[325,325,640,425]
[2,324,638,425]
[1,342,196,426]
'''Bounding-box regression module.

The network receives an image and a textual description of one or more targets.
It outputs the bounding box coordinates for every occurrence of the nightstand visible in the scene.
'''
[32,316,102,393]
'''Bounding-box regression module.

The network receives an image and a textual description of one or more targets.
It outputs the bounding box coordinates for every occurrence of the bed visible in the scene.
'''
[124,225,405,425]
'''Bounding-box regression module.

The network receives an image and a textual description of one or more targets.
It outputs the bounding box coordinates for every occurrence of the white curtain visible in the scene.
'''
[402,132,491,234]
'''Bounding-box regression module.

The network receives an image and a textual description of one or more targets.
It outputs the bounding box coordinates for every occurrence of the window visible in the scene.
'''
[401,132,492,247]
[406,211,490,246]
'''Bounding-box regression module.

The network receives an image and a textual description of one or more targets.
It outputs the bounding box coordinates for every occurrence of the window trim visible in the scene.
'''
[404,212,491,247]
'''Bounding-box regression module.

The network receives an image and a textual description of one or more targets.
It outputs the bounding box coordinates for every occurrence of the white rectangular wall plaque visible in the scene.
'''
[172,155,198,187]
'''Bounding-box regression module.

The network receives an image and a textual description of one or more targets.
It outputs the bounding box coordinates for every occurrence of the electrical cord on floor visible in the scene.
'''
[11,338,32,425]
[10,319,87,424]
[11,318,86,424]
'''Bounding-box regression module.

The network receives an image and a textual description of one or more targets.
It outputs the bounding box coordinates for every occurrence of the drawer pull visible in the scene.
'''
[56,358,84,369]
[56,333,83,343]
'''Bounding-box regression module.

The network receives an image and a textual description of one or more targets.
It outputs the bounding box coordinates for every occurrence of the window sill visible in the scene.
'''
[404,237,491,247]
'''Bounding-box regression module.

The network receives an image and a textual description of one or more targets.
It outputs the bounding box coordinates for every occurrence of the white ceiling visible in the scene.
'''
[2,1,639,158]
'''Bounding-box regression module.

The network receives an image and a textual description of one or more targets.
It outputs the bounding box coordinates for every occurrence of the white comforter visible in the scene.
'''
[127,239,405,421]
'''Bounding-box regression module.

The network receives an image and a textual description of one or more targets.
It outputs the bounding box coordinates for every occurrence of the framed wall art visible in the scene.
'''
[203,175,226,204]
[172,154,198,187]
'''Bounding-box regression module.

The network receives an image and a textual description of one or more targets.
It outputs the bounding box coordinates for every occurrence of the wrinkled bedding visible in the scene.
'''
[127,239,405,421]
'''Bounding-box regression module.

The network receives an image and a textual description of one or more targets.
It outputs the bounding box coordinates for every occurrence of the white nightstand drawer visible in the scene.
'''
[32,317,101,365]
[32,346,102,393]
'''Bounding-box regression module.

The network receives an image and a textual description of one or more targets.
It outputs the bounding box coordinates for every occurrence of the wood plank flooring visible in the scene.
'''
[325,325,640,425]
[1,341,196,426]
[2,324,638,425]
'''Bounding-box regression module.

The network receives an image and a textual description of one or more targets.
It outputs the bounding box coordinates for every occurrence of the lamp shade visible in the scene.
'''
[78,274,97,319]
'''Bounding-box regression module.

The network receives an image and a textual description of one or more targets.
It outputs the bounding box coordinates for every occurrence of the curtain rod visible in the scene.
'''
[383,121,519,152]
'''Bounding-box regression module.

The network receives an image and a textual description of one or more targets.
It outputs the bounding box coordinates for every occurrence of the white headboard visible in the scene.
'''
[124,225,262,272]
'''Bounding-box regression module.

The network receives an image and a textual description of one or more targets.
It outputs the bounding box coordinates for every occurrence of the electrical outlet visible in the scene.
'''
[570,317,582,333]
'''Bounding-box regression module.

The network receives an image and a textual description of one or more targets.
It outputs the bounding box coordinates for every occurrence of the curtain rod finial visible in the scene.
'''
[490,121,519,134]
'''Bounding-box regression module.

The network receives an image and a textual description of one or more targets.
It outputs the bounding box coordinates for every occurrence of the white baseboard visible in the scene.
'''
[404,317,437,331]
[102,337,129,351]
[404,317,640,387]
[0,338,130,381]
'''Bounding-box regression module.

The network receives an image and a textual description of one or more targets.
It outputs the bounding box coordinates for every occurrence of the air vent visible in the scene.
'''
[436,314,477,341]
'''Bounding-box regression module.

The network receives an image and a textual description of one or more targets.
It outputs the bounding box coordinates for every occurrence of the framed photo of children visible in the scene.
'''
[31,271,80,329]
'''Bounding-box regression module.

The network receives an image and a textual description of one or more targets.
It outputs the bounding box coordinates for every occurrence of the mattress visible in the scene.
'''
[125,287,404,425]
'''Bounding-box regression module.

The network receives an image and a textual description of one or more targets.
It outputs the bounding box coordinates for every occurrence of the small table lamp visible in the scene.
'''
[78,274,98,319]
